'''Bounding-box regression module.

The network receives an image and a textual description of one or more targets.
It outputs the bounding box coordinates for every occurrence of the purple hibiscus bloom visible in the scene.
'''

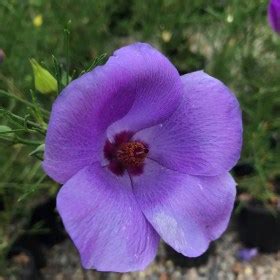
[43,43,242,272]
[268,0,280,34]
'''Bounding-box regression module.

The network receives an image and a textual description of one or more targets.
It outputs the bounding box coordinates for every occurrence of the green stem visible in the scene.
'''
[64,21,71,85]
[0,89,50,116]
[15,136,42,146]
[0,109,46,134]
[0,128,26,134]
[0,135,42,146]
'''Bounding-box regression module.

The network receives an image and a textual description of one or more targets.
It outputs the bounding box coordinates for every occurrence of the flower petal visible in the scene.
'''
[134,71,242,176]
[57,164,159,272]
[268,0,280,34]
[106,42,183,139]
[133,160,236,257]
[43,43,183,183]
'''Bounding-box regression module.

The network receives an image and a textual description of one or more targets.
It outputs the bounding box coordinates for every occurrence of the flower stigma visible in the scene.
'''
[103,131,149,176]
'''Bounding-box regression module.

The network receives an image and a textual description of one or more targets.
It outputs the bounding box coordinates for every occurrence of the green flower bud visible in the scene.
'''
[30,58,57,94]
[29,143,45,157]
[0,125,14,138]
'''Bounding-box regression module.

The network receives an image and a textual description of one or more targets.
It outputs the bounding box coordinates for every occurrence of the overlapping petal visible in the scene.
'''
[133,160,236,257]
[43,43,183,183]
[106,43,183,139]
[134,71,242,176]
[56,164,160,272]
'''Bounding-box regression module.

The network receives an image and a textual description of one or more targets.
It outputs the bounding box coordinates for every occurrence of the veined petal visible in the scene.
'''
[56,164,159,272]
[106,42,183,140]
[43,43,183,183]
[135,71,242,176]
[133,160,236,257]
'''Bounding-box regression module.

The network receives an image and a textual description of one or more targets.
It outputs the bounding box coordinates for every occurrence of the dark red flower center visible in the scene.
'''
[103,131,149,176]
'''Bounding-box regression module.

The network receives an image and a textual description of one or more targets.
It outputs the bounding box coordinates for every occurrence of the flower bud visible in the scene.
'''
[161,31,172,43]
[0,49,5,64]
[29,143,45,157]
[0,125,14,138]
[30,58,57,94]
[33,14,43,28]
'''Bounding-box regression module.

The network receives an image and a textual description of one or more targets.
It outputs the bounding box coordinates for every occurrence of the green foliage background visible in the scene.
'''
[0,0,279,274]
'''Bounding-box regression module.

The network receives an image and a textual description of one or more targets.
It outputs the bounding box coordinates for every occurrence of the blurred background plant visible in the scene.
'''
[0,0,279,276]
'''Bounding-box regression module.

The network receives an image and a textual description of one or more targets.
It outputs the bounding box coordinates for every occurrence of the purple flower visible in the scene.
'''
[43,43,242,272]
[236,248,258,262]
[268,0,280,34]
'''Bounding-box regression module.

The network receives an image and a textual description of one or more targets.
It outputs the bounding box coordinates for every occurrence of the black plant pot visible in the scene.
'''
[7,198,66,274]
[233,162,255,177]
[8,247,40,280]
[237,202,280,253]
[8,237,46,269]
[165,243,215,268]
[28,198,66,247]
[273,175,280,195]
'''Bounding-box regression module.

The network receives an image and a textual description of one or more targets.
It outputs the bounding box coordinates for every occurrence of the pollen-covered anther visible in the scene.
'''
[116,142,149,168]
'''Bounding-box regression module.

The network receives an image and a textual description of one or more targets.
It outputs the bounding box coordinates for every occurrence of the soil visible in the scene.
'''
[6,198,280,279]
[37,230,280,280]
